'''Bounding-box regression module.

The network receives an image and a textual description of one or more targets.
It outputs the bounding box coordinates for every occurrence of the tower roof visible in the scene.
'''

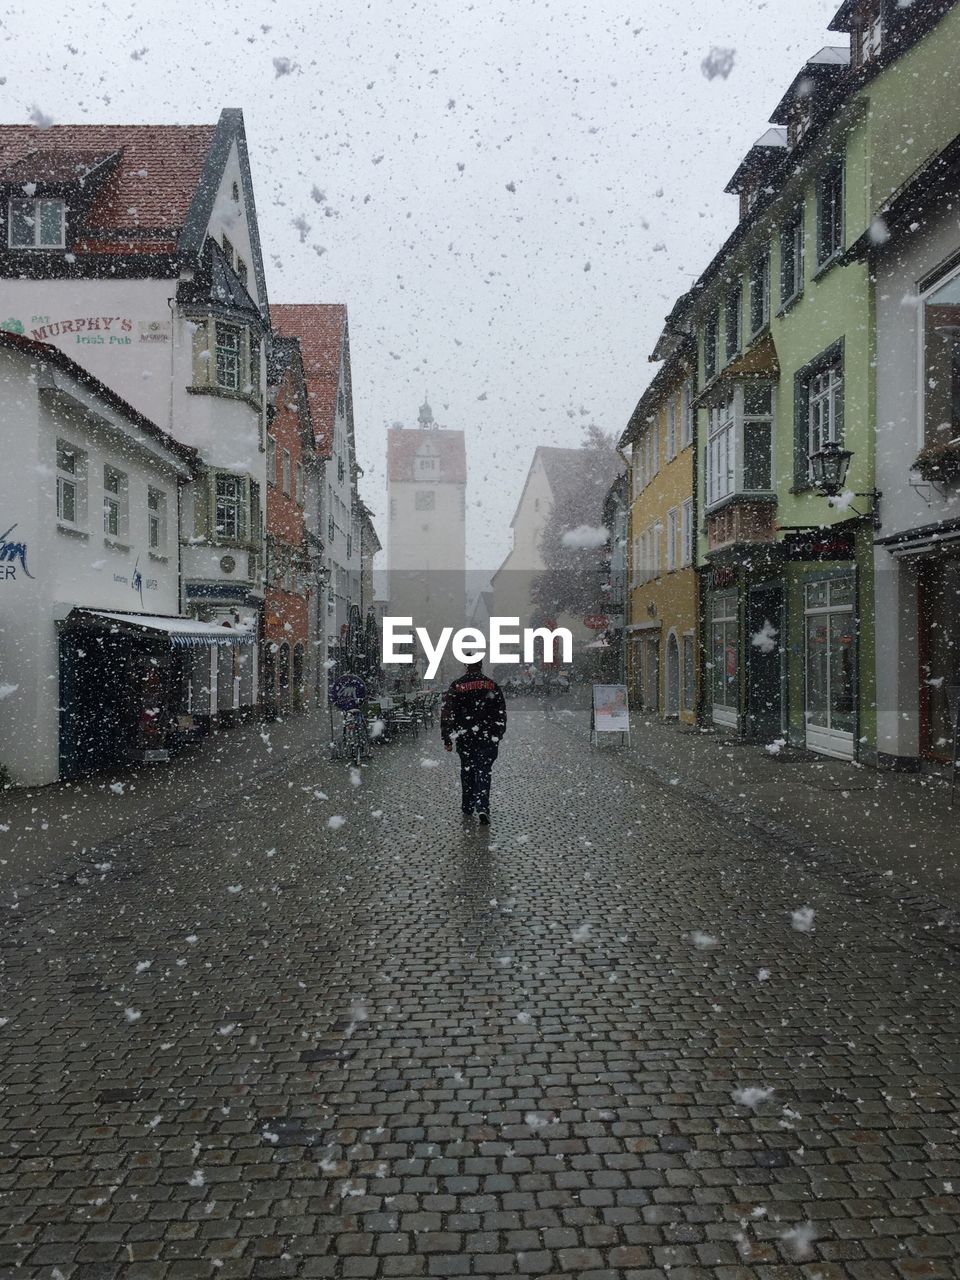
[418,394,434,426]
[387,426,465,483]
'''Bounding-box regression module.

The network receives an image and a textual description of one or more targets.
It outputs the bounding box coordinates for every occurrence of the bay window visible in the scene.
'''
[215,474,247,542]
[705,383,774,510]
[920,264,960,447]
[190,316,263,403]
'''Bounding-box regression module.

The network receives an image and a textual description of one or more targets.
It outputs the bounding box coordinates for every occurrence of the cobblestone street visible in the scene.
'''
[2,703,960,1280]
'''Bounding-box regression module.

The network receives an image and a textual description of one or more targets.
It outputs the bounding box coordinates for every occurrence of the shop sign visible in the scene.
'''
[1,315,168,349]
[584,614,608,630]
[0,523,33,580]
[112,554,158,604]
[711,565,736,589]
[786,528,855,561]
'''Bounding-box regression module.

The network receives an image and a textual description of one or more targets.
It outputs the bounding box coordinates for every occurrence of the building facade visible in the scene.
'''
[263,335,318,716]
[0,333,263,786]
[0,109,271,719]
[619,340,699,722]
[271,304,363,674]
[386,399,466,682]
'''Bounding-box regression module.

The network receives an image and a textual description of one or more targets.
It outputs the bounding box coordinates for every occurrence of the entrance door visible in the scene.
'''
[920,557,960,759]
[644,634,660,713]
[804,575,856,759]
[665,633,680,717]
[746,584,784,743]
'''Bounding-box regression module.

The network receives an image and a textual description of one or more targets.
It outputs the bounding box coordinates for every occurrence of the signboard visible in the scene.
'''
[785,527,856,562]
[592,683,630,744]
[329,673,366,710]
[584,614,609,631]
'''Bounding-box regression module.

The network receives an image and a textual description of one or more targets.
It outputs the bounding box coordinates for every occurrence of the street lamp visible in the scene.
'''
[808,442,881,527]
[808,440,852,497]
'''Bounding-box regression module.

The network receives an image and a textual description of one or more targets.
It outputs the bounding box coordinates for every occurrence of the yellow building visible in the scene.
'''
[619,335,699,723]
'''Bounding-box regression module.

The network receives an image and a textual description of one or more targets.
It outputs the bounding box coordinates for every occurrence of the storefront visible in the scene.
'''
[58,610,255,780]
[801,572,856,759]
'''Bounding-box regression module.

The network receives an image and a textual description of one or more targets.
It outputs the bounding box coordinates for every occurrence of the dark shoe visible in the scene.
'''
[478,813,490,825]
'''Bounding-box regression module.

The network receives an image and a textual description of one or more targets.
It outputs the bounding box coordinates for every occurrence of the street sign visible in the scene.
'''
[330,672,366,710]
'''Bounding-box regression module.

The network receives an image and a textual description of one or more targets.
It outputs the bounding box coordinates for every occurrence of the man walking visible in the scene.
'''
[441,658,507,824]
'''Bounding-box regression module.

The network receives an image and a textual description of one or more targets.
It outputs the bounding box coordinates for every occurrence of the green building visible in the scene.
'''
[657,0,960,762]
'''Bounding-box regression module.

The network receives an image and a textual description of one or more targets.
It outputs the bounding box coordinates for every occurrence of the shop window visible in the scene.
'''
[56,439,84,527]
[8,196,65,248]
[266,434,276,486]
[816,156,844,268]
[804,575,855,758]
[415,490,436,511]
[103,465,128,540]
[282,449,292,496]
[921,264,960,448]
[725,285,742,363]
[148,487,167,553]
[779,204,804,307]
[749,249,770,336]
[710,590,738,727]
[215,474,247,542]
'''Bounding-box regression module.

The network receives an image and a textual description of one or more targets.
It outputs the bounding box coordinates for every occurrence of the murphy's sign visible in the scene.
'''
[1,315,169,348]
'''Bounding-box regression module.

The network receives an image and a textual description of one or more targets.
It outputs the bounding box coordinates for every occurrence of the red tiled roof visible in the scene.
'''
[0,124,216,236]
[270,304,347,459]
[386,426,466,484]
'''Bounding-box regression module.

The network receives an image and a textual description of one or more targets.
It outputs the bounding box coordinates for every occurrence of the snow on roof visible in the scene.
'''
[808,45,851,66]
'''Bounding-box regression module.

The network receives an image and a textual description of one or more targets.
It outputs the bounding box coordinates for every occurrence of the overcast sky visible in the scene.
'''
[2,0,844,574]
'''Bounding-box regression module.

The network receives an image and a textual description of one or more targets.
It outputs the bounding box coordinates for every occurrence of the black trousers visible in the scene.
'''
[458,742,499,814]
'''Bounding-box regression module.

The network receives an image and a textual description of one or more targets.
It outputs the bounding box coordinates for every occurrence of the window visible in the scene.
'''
[103,465,127,539]
[651,522,662,579]
[807,361,844,471]
[921,264,960,447]
[706,395,735,507]
[237,256,248,287]
[8,196,65,248]
[749,250,770,336]
[266,435,276,485]
[56,440,82,526]
[248,333,261,397]
[337,389,345,417]
[856,7,883,65]
[215,323,241,390]
[415,490,436,511]
[221,233,234,267]
[703,310,719,383]
[282,449,292,496]
[338,456,345,484]
[666,507,678,572]
[779,205,804,306]
[346,534,353,559]
[148,487,167,552]
[296,462,305,506]
[680,380,695,449]
[328,513,335,542]
[215,474,246,541]
[680,498,694,567]
[417,455,436,475]
[725,285,742,362]
[817,158,844,268]
[710,590,738,727]
[631,444,643,500]
[666,396,677,461]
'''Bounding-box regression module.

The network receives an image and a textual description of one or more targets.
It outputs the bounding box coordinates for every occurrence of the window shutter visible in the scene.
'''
[250,480,262,550]
[193,468,213,540]
[793,372,809,490]
[191,318,210,388]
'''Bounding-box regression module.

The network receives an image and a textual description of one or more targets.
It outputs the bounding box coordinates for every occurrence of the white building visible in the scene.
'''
[386,399,466,683]
[0,332,253,786]
[865,138,960,768]
[0,110,269,709]
[271,304,363,672]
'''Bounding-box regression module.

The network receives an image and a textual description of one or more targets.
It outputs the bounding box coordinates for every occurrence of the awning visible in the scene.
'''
[71,609,256,648]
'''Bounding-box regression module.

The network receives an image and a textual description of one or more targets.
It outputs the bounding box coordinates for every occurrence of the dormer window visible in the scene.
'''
[8,196,65,249]
[789,99,813,148]
[851,3,883,67]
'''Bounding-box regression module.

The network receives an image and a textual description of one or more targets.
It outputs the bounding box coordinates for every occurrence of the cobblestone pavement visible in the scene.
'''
[2,703,960,1280]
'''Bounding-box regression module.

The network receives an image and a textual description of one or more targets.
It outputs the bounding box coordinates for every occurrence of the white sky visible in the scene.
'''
[1,0,843,573]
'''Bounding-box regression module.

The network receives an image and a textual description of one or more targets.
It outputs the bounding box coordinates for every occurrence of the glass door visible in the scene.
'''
[804,576,855,758]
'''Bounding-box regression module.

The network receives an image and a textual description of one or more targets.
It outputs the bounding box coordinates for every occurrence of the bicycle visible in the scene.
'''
[341,705,369,768]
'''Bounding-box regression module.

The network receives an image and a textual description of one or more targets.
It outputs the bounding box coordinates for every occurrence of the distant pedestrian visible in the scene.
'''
[441,658,507,824]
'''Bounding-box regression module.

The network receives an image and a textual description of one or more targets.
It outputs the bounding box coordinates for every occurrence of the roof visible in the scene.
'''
[619,341,696,449]
[724,128,788,194]
[270,304,347,458]
[509,445,624,528]
[0,328,199,470]
[769,47,850,125]
[0,122,216,242]
[386,425,466,483]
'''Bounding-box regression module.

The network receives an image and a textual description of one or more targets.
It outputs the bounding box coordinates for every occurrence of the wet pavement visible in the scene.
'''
[2,702,960,1279]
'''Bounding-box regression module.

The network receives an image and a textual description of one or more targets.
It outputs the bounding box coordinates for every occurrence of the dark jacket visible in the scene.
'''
[441,670,507,749]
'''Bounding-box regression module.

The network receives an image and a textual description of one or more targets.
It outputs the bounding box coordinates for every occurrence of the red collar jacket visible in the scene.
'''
[441,673,507,747]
